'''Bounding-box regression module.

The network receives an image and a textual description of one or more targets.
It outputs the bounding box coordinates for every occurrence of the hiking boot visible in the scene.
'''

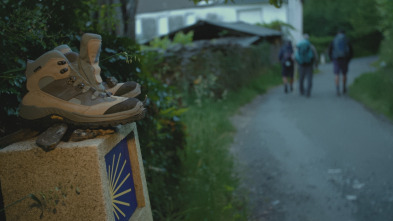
[19,50,145,128]
[55,34,141,98]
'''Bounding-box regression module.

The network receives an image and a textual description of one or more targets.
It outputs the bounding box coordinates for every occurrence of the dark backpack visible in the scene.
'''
[332,34,350,59]
[281,46,293,67]
[295,40,314,65]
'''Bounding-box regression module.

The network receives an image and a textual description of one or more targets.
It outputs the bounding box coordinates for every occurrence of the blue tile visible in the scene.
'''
[105,138,138,220]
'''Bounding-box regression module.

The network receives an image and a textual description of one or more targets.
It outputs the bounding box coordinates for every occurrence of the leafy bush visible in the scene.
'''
[376,0,393,67]
[96,35,188,218]
[349,68,393,120]
[0,0,100,135]
[178,67,281,221]
[142,34,276,219]
[143,34,271,106]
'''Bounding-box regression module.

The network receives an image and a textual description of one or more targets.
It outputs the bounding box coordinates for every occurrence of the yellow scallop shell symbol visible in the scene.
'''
[107,153,132,220]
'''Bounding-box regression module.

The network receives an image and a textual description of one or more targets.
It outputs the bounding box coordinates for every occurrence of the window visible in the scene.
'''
[158,17,169,35]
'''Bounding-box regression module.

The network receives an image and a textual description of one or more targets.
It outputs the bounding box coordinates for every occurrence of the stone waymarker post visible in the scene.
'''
[0,123,152,221]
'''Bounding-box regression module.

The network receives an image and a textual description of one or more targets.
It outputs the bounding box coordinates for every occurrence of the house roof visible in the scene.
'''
[199,36,261,47]
[137,0,270,14]
[225,0,270,5]
[142,20,281,44]
[205,20,281,37]
[166,20,281,40]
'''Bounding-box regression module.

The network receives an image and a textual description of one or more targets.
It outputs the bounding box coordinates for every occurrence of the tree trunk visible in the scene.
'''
[120,0,138,39]
[96,0,138,39]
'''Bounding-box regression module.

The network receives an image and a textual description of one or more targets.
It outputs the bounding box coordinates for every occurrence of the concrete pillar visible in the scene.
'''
[287,0,303,43]
[0,123,152,221]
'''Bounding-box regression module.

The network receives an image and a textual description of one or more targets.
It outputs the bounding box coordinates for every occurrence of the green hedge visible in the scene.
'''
[143,42,271,105]
[349,68,393,120]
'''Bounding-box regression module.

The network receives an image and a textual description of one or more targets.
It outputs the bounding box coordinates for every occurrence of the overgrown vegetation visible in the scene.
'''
[376,0,393,67]
[348,0,393,121]
[349,68,393,120]
[303,0,382,57]
[139,30,279,219]
[178,66,281,220]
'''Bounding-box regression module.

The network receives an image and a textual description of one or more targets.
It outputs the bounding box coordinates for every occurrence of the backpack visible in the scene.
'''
[295,40,314,65]
[281,46,293,67]
[332,33,350,59]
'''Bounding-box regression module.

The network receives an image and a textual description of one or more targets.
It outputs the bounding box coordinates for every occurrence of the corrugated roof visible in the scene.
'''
[142,19,281,44]
[206,20,281,37]
[204,36,261,46]
[226,0,270,4]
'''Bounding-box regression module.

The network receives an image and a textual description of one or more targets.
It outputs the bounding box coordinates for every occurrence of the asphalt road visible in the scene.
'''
[231,56,393,221]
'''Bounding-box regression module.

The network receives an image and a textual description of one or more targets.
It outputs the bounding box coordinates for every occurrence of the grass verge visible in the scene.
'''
[349,67,393,120]
[176,66,282,220]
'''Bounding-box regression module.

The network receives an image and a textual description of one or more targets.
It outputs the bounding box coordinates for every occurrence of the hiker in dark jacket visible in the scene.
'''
[278,41,294,93]
[329,30,353,96]
[295,34,318,98]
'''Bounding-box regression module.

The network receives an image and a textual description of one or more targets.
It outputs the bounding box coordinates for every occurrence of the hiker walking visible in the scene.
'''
[329,30,353,96]
[295,34,318,97]
[278,41,294,93]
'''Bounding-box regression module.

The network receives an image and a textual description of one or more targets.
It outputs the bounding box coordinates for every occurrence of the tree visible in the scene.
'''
[303,0,382,56]
[96,0,139,39]
[120,0,138,38]
[376,0,393,66]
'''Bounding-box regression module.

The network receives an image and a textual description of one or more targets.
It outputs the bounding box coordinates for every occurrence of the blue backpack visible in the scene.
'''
[332,34,350,59]
[295,40,314,65]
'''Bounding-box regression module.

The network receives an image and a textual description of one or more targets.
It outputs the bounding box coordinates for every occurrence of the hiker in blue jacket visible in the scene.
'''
[278,40,294,93]
[295,34,318,97]
[329,30,353,96]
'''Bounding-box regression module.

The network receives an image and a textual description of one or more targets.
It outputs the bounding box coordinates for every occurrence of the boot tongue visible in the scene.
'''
[79,34,103,89]
[86,40,102,84]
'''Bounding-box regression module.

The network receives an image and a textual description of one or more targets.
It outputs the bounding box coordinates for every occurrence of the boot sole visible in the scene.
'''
[20,105,146,128]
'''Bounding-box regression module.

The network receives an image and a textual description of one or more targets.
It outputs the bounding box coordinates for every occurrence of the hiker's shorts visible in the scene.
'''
[333,58,349,75]
[281,65,294,78]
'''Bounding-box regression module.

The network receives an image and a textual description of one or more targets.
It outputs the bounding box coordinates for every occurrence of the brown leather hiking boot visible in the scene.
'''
[19,50,145,128]
[55,33,141,98]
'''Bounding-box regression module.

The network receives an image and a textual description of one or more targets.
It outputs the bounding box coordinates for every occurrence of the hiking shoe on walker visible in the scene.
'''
[55,33,141,98]
[19,50,145,128]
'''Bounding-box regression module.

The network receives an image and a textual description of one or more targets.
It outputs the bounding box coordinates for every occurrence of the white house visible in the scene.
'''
[136,0,303,44]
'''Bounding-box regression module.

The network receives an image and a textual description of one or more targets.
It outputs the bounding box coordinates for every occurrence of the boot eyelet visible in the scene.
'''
[66,76,76,85]
[78,83,85,89]
[57,60,67,65]
[60,68,68,74]
[33,66,42,72]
